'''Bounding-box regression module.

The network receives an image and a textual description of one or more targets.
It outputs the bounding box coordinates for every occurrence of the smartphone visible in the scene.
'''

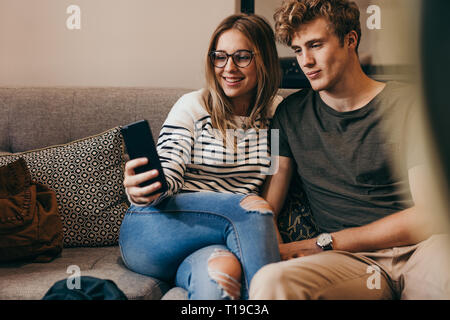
[120,119,168,195]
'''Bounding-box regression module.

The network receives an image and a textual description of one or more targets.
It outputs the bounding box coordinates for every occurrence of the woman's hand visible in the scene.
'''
[123,157,163,205]
[279,238,322,260]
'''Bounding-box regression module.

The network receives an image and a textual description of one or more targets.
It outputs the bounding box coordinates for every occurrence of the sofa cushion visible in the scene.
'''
[161,287,188,300]
[0,246,170,300]
[0,87,193,153]
[277,173,319,242]
[0,127,129,247]
[2,88,76,153]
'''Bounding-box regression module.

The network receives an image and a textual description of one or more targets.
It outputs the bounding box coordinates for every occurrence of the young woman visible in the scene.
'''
[119,14,282,300]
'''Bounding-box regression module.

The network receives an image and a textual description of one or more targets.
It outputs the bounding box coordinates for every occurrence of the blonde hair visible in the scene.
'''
[203,14,281,140]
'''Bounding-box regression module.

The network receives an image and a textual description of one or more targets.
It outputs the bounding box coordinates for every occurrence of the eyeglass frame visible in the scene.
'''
[209,50,255,68]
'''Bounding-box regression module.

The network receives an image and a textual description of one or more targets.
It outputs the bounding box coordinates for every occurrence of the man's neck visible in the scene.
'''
[319,66,386,113]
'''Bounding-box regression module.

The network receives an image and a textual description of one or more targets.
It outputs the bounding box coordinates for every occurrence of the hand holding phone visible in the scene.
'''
[121,120,168,203]
[123,158,163,204]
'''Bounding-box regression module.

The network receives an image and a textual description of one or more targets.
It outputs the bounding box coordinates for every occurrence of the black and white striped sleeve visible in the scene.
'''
[132,92,197,206]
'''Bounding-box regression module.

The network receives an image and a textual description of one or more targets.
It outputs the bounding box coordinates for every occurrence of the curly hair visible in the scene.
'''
[274,0,361,52]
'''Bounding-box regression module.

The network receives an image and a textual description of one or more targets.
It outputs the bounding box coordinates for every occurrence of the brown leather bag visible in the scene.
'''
[0,158,63,263]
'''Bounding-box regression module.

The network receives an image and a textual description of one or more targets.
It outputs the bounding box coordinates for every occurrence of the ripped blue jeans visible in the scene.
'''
[119,191,281,299]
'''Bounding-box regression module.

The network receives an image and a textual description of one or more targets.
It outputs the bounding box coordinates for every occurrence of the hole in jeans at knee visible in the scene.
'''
[207,249,242,300]
[239,195,273,215]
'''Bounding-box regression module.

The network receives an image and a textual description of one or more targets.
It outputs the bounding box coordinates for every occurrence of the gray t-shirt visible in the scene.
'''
[271,82,420,232]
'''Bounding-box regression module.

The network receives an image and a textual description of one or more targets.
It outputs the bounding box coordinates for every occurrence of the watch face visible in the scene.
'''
[317,233,332,247]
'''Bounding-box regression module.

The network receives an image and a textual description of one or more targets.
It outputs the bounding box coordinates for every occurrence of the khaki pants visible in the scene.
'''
[249,234,450,299]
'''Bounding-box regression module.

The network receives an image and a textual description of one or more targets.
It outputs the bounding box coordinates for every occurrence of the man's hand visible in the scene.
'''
[279,238,323,260]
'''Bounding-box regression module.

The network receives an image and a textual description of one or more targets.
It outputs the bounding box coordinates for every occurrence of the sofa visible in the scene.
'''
[0,86,316,300]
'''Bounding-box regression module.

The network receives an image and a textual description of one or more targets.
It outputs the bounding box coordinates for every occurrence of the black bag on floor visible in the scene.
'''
[42,276,128,300]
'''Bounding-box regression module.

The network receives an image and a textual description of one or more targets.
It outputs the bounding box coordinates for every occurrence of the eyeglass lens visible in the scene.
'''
[211,50,253,68]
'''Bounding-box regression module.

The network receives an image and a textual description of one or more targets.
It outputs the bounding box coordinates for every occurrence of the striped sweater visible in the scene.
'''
[130,89,282,206]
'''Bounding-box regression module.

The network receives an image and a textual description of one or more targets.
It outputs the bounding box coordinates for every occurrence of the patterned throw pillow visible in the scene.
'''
[0,128,129,247]
[277,173,319,242]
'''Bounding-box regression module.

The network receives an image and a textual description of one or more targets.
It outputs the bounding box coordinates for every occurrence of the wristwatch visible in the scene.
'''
[316,233,333,251]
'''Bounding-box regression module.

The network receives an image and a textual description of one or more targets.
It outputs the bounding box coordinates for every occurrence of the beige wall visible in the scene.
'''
[255,0,421,65]
[0,0,421,88]
[0,0,237,88]
[254,0,291,57]
[355,0,421,65]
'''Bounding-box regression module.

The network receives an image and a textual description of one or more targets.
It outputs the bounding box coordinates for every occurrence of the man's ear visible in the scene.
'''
[347,30,358,49]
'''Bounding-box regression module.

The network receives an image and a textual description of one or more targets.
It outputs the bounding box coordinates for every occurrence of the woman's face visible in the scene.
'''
[214,29,258,111]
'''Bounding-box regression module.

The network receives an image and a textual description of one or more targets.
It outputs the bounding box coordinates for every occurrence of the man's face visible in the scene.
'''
[291,17,351,92]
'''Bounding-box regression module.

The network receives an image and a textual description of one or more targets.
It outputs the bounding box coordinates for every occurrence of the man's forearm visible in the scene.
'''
[331,205,436,252]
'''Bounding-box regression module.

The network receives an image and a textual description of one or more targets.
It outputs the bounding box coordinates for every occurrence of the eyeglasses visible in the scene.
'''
[209,50,255,68]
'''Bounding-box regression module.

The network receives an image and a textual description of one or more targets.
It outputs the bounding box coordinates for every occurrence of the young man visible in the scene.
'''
[250,0,450,299]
